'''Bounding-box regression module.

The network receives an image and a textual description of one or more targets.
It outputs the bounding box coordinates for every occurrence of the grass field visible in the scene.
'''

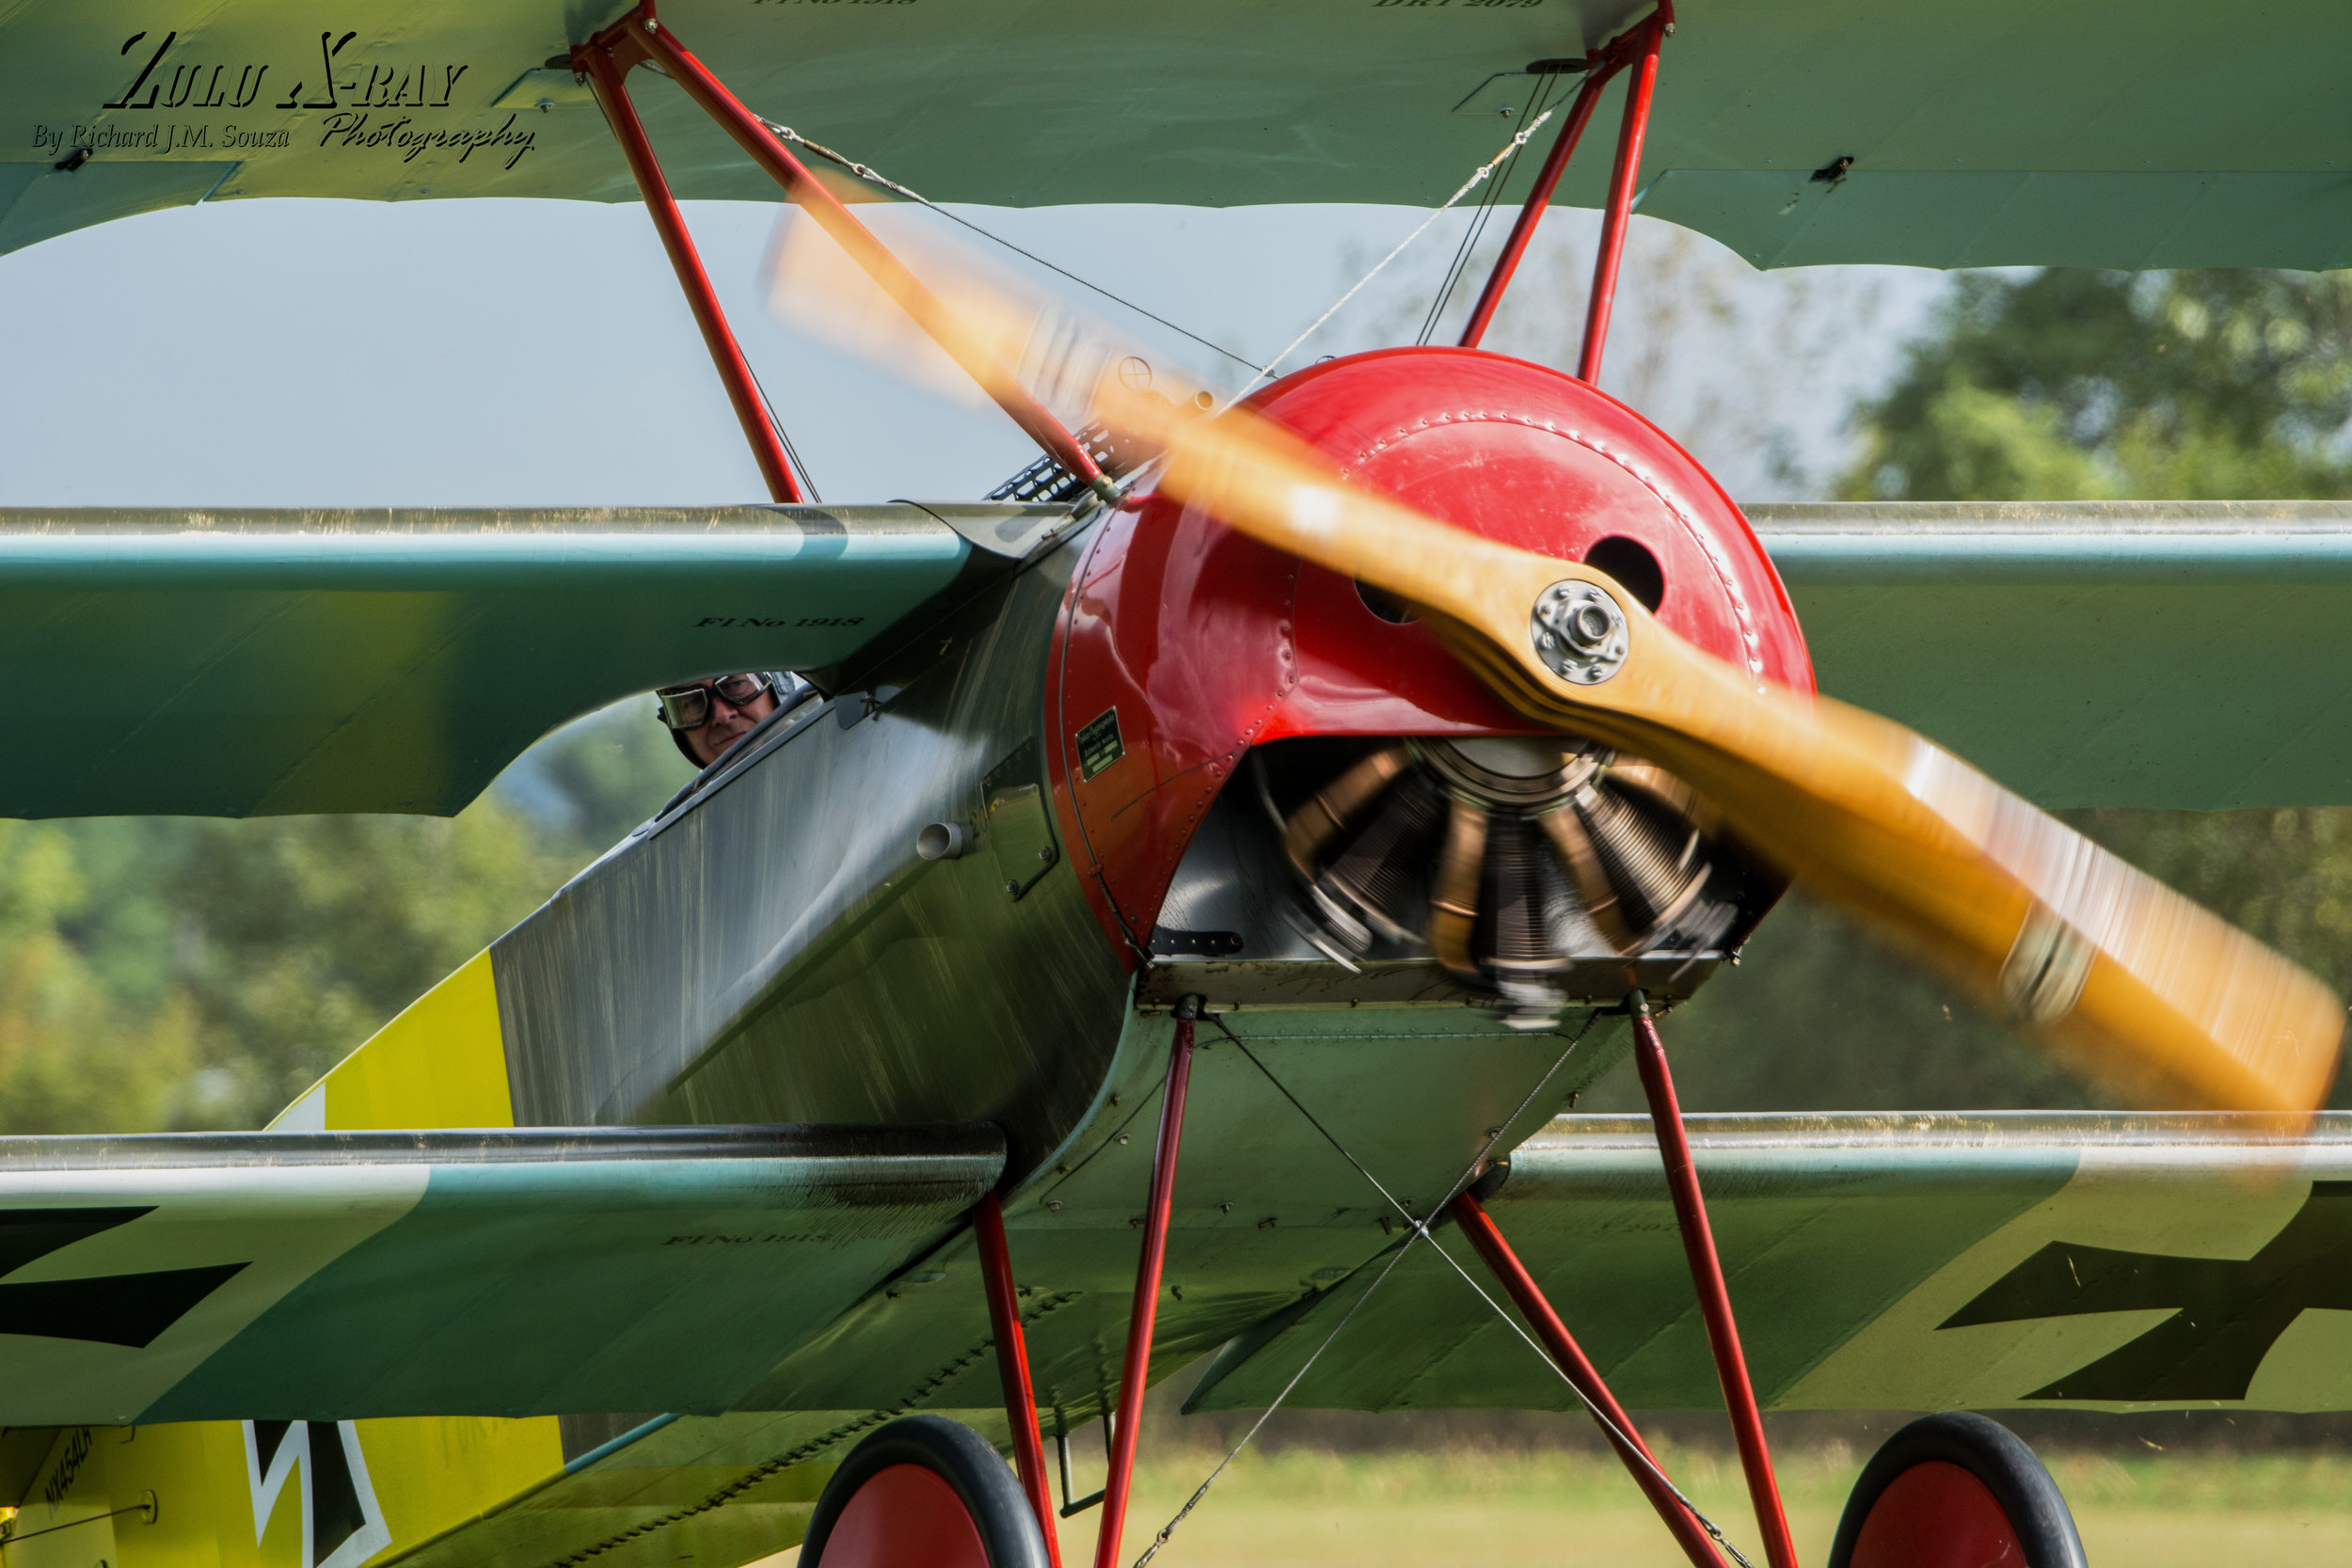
[1090,1445,2352,1566]
[757,1442,2352,1565]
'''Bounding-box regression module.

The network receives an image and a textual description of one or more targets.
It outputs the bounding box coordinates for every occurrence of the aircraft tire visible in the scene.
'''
[802,1414,1052,1568]
[1827,1411,2087,1568]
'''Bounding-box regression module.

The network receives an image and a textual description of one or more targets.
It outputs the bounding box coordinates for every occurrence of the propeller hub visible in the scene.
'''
[1532,581,1629,685]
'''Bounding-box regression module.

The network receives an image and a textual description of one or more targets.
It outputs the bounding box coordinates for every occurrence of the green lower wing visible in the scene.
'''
[0,502,1066,817]
[1188,1111,2352,1415]
[1760,500,2352,809]
[0,1123,1002,1426]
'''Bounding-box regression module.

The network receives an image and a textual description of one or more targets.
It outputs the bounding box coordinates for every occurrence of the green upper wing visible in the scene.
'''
[1,0,2344,268]
[0,1123,1000,1426]
[0,501,1068,818]
[1757,500,2352,809]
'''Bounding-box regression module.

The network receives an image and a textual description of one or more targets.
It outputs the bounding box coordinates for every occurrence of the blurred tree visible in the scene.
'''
[163,802,582,1124]
[0,698,691,1133]
[1597,267,2352,1116]
[1843,269,2352,502]
[0,821,199,1132]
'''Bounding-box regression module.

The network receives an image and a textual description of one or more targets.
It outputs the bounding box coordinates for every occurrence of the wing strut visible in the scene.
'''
[1577,8,1669,383]
[1094,998,1199,1568]
[1454,5,1672,366]
[574,26,806,502]
[590,2,1115,503]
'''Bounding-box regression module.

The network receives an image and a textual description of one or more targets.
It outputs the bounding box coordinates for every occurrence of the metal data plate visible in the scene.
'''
[983,744,1060,901]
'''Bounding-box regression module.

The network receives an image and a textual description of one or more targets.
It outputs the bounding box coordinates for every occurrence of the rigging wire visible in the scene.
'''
[756,118,1265,375]
[1416,71,1563,346]
[754,110,1565,441]
[1133,1011,1763,1568]
[1131,1006,1765,1568]
[1127,1007,1596,1568]
[742,357,822,501]
[1217,105,1557,412]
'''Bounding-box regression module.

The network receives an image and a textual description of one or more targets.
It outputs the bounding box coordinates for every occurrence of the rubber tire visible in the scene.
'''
[803,1415,1051,1568]
[1827,1413,2087,1568]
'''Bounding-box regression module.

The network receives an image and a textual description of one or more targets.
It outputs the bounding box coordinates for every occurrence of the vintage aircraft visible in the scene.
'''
[1,4,2349,1568]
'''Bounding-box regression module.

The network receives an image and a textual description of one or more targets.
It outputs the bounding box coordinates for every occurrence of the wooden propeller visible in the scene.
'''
[768,214,2345,1115]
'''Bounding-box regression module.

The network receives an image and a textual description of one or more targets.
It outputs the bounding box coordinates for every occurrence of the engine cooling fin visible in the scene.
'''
[1261,736,1755,1028]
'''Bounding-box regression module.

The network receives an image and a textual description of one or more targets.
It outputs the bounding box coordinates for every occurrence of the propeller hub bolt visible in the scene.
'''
[1531,581,1629,685]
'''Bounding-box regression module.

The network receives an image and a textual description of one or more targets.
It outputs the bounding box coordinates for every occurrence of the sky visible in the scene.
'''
[0,193,1952,510]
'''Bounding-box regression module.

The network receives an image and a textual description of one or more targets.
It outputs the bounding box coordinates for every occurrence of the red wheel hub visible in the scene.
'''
[1850,1461,2026,1568]
[819,1462,991,1568]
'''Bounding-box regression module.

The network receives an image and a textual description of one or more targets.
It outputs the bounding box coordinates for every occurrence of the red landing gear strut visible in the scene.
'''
[1450,1192,1730,1568]
[971,1001,1197,1568]
[1089,1000,1196,1568]
[976,1192,1063,1568]
[574,1,1111,504]
[1629,991,1802,1568]
[1458,990,1800,1568]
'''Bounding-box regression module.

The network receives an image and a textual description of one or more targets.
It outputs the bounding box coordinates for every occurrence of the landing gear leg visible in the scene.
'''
[1630,990,1803,1568]
[1091,997,1199,1568]
[1453,1191,1727,1568]
[976,1191,1063,1566]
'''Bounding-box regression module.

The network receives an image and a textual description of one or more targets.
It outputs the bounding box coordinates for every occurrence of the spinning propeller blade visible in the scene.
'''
[766,214,2344,1114]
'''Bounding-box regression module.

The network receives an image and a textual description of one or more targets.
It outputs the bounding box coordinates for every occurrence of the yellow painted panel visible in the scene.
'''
[13,1423,235,1568]
[13,1411,565,1568]
[316,950,513,1132]
[352,1414,564,1557]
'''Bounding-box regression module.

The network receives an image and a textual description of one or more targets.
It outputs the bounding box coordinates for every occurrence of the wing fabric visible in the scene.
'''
[0,502,1069,818]
[0,0,2345,269]
[1757,501,2352,810]
[1185,1111,2352,1416]
[0,1123,1002,1426]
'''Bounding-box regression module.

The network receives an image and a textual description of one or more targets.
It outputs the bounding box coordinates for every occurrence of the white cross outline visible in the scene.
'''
[240,1420,392,1568]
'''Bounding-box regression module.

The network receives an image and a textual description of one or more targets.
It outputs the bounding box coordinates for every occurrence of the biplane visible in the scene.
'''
[1,4,2349,1568]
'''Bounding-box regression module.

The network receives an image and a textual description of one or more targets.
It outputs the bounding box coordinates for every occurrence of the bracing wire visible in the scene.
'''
[753,110,1568,439]
[742,357,822,501]
[1416,71,1562,346]
[1127,1010,1599,1568]
[1138,1011,1764,1568]
[756,118,1266,376]
[1130,1006,1758,1568]
[1216,105,1557,413]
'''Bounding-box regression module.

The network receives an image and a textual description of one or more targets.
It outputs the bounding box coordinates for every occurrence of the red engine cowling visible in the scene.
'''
[1046,347,1812,1009]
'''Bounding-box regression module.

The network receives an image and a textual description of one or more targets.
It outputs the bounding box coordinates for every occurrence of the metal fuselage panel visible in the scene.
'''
[490,534,1132,1176]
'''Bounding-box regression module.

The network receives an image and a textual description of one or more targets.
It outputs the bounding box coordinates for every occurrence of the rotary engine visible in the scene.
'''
[1047,346,1815,1023]
[1263,734,1753,1025]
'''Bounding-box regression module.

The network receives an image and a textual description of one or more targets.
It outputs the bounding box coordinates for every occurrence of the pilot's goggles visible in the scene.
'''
[655,673,772,732]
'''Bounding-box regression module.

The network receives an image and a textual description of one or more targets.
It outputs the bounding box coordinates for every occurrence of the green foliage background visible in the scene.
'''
[10,266,2352,1132]
[0,702,692,1132]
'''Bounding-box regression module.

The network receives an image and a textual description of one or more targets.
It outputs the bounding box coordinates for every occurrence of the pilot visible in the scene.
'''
[655,671,809,768]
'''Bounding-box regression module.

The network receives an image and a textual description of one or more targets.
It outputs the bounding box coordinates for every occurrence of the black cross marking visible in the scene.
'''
[251,1421,370,1566]
[0,1208,246,1349]
[1939,1180,2352,1401]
